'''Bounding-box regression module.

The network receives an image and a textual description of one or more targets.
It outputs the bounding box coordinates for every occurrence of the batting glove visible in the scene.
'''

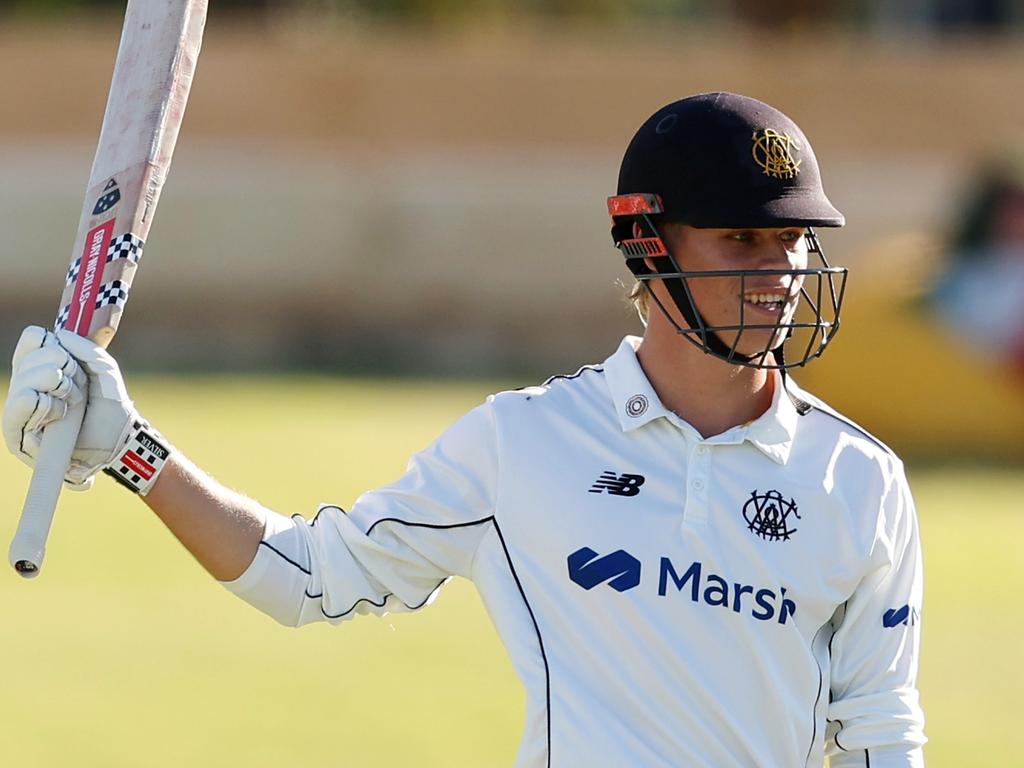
[3,326,171,494]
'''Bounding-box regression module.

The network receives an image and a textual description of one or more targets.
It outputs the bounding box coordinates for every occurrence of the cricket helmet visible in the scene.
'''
[609,92,848,369]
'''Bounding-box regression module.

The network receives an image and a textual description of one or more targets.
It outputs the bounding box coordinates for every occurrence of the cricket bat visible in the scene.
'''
[8,0,208,577]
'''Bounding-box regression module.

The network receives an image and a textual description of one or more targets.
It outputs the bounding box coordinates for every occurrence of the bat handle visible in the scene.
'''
[8,395,87,577]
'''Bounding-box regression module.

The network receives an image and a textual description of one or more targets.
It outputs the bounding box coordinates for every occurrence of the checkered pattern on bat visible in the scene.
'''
[64,233,146,287]
[108,233,144,265]
[96,280,129,309]
[54,279,131,330]
[55,304,71,330]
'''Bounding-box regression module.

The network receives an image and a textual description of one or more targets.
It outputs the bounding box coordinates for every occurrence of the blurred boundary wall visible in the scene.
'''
[1,18,1022,459]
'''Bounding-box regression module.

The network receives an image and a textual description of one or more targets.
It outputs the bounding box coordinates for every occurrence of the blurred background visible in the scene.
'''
[0,1,1022,766]
[1,0,1023,457]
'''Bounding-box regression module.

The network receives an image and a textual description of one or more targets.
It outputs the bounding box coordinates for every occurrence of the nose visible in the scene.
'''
[758,234,807,270]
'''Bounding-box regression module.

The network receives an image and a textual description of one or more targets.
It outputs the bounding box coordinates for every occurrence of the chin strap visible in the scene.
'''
[642,254,761,365]
[615,201,759,364]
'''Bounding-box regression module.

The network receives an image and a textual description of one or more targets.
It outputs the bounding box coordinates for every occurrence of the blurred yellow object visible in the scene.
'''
[795,234,1024,461]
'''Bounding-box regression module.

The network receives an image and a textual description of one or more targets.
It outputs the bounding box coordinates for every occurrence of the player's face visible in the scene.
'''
[649,223,810,359]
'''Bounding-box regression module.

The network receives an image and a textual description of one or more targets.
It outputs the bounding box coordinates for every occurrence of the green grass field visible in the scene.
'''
[0,376,1019,766]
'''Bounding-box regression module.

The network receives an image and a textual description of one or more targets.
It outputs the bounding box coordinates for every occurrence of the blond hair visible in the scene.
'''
[628,280,651,326]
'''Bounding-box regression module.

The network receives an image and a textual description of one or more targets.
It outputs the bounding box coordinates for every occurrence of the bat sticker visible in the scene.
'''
[64,233,145,288]
[95,280,129,309]
[56,278,132,329]
[64,220,115,335]
[92,178,121,215]
[107,233,145,264]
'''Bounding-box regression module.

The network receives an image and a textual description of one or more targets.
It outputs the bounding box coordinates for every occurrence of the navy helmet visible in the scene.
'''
[609,92,848,369]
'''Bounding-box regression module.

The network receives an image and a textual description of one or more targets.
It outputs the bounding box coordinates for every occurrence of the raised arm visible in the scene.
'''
[4,325,498,626]
[4,326,265,580]
[143,454,265,581]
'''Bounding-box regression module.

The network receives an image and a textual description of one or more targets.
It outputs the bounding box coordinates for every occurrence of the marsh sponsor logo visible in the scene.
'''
[658,558,797,625]
[567,547,641,592]
[566,547,798,625]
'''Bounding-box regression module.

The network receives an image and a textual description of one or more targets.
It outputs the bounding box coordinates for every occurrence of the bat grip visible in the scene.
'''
[8,396,87,577]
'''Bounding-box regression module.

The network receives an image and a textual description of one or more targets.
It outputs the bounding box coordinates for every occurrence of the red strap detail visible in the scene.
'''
[607,194,664,217]
[121,451,155,480]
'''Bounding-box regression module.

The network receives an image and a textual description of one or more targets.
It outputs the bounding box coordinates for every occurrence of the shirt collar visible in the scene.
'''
[602,336,799,465]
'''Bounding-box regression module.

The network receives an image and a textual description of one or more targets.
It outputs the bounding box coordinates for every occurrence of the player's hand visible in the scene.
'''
[4,325,139,490]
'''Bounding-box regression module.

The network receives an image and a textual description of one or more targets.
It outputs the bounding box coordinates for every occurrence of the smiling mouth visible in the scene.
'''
[742,290,791,315]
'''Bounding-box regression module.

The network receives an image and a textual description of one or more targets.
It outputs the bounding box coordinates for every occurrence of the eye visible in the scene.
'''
[728,231,755,242]
[780,229,806,243]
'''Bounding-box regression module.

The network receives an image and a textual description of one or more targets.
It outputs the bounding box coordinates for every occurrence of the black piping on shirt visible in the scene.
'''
[827,601,849,753]
[257,511,553,768]
[259,540,310,575]
[492,518,552,768]
[805,620,833,766]
[542,364,604,387]
[801,401,896,456]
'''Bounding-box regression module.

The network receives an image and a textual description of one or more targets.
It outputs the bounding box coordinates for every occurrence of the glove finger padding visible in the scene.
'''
[3,390,67,459]
[7,345,79,396]
[10,325,52,371]
[7,348,83,405]
[3,325,164,492]
[3,341,87,462]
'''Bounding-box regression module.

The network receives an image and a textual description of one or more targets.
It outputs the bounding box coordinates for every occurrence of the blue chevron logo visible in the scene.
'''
[882,604,919,628]
[567,547,641,592]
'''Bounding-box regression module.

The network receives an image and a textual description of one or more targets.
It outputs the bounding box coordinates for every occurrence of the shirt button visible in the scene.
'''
[692,479,704,490]
[696,446,708,456]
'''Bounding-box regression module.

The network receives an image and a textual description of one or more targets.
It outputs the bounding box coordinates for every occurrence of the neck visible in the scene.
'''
[636,321,776,439]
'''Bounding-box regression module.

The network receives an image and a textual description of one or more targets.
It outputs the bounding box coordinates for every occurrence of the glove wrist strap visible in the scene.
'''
[102,419,172,496]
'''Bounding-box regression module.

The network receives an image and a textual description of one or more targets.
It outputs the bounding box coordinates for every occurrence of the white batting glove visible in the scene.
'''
[3,326,171,494]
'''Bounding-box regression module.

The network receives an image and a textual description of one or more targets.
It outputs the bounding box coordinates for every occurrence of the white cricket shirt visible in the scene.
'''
[225,336,926,767]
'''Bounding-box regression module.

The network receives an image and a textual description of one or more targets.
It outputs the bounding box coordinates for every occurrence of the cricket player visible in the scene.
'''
[4,92,925,767]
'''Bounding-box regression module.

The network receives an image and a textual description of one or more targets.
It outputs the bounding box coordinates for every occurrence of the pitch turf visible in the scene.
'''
[0,376,1018,767]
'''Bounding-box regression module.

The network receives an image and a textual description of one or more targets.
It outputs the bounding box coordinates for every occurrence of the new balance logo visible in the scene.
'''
[567,547,642,592]
[882,605,920,628]
[589,471,645,496]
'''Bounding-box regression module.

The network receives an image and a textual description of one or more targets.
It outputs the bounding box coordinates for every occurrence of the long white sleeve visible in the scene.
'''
[221,402,498,627]
[826,460,926,766]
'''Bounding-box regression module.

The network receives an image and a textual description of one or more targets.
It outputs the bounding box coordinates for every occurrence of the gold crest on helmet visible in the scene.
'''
[751,129,802,179]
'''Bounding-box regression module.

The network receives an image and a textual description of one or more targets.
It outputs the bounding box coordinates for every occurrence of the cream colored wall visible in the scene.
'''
[1,20,1021,457]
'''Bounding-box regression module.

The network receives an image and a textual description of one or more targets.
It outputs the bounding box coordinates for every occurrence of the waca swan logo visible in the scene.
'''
[743,489,800,541]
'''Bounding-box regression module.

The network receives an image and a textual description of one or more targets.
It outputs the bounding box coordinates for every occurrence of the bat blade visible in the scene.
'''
[60,0,208,349]
[9,0,208,577]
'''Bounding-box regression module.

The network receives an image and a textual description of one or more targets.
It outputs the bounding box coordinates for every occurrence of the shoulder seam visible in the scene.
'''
[806,400,898,458]
[541,364,604,387]
[785,378,900,459]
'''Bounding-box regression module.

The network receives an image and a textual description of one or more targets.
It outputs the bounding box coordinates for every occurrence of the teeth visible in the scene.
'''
[746,293,785,305]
